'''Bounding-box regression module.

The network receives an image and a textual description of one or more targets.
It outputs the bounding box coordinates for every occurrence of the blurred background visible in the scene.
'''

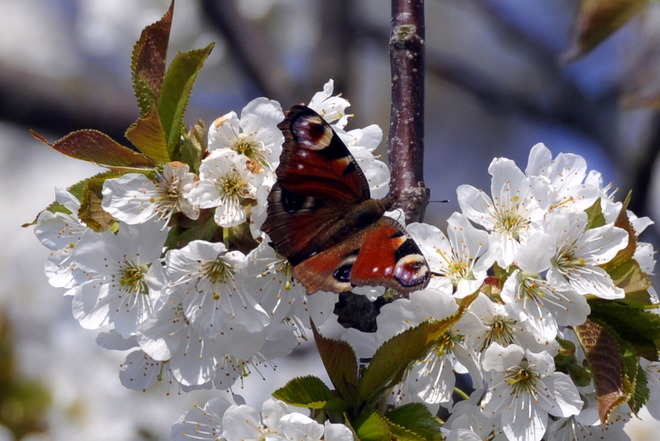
[1,0,658,439]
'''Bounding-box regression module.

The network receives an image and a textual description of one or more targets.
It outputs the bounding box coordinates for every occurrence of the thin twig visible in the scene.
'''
[388,0,429,223]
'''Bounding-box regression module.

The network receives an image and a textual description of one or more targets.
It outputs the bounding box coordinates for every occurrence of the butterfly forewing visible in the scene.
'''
[263,182,346,265]
[275,105,370,203]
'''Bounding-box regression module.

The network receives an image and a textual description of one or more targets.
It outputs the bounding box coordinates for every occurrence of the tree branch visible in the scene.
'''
[388,0,429,223]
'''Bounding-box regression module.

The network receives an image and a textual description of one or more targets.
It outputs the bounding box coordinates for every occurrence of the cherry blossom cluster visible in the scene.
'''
[169,138,658,441]
[33,79,658,441]
[340,143,658,441]
[171,396,353,441]
[34,80,388,392]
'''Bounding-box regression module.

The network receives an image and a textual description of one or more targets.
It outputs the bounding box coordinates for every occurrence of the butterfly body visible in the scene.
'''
[262,105,429,295]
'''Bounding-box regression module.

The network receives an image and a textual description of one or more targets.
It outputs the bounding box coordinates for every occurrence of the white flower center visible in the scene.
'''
[153,174,182,223]
[492,205,529,240]
[218,171,248,199]
[484,315,517,349]
[233,134,266,167]
[505,359,540,395]
[201,257,235,300]
[119,260,149,294]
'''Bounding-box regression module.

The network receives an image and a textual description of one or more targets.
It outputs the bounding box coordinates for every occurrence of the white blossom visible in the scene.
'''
[171,396,236,441]
[408,212,492,297]
[164,240,269,338]
[545,211,628,299]
[102,162,199,226]
[186,149,263,227]
[457,157,549,267]
[307,79,351,128]
[481,343,582,441]
[376,287,485,407]
[68,222,168,337]
[34,188,92,288]
[208,96,284,167]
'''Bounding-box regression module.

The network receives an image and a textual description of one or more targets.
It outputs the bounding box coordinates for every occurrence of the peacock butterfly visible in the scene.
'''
[261,105,430,295]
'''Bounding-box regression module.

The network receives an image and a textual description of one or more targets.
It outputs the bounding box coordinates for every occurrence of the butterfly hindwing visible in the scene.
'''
[262,105,430,295]
[293,217,430,294]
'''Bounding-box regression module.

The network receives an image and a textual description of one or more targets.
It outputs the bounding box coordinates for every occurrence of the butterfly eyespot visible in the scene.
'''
[308,121,326,139]
[393,254,430,287]
[293,116,333,150]
[333,264,353,283]
[281,189,305,213]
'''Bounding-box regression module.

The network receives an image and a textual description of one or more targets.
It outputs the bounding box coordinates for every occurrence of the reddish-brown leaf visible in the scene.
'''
[31,129,154,169]
[125,107,170,164]
[131,0,174,115]
[575,320,628,423]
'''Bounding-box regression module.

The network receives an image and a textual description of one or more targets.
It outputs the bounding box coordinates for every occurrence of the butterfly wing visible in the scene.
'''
[274,105,370,202]
[293,217,430,294]
[262,105,430,295]
[262,106,372,263]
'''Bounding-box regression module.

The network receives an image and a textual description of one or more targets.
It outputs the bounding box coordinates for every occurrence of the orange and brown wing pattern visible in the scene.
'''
[275,105,369,203]
[293,217,430,294]
[262,105,369,263]
[262,105,430,295]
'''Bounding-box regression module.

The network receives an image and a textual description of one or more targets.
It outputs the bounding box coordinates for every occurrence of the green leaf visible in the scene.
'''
[606,259,653,306]
[584,198,606,229]
[31,129,154,170]
[563,0,649,62]
[358,293,478,405]
[164,211,219,249]
[628,362,650,415]
[312,322,359,408]
[272,376,335,405]
[358,321,433,406]
[385,403,443,441]
[158,43,215,158]
[272,376,348,412]
[589,300,660,360]
[354,411,393,441]
[125,107,170,164]
[131,1,173,115]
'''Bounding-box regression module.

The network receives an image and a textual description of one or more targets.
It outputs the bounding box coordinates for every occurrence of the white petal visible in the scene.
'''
[323,421,354,441]
[102,173,159,224]
[221,404,263,440]
[547,372,583,417]
[119,350,162,391]
[502,395,547,441]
